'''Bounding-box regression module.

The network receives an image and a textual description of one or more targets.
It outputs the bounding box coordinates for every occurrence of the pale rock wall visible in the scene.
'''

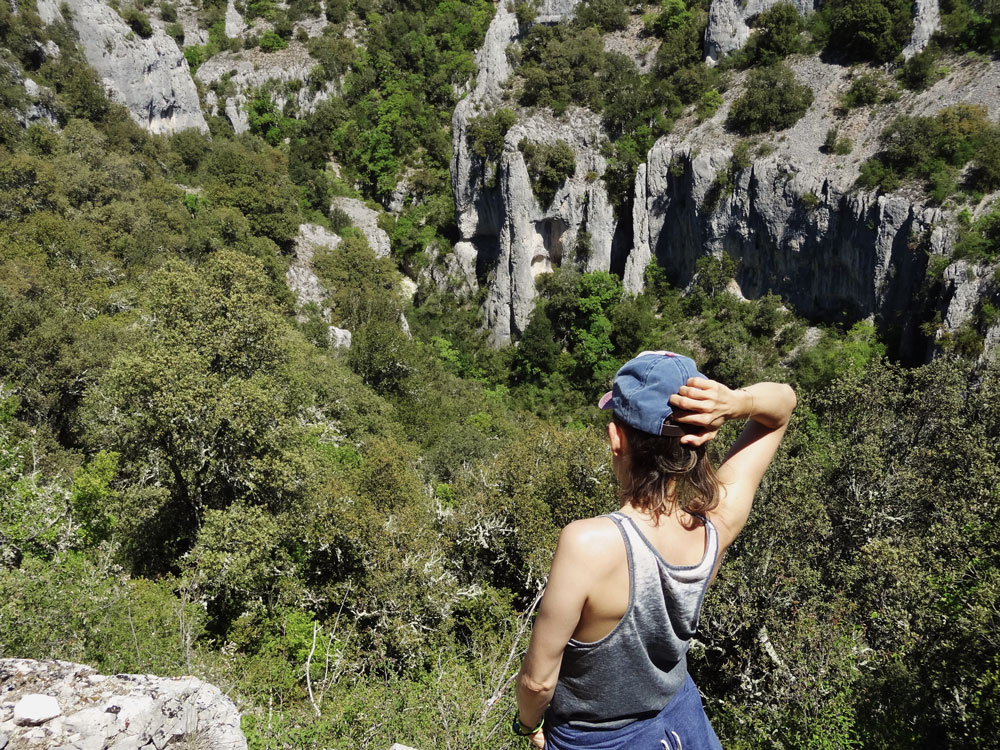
[451,0,627,343]
[483,110,618,343]
[704,0,818,64]
[0,659,246,750]
[197,44,338,134]
[704,0,941,63]
[627,55,1000,360]
[36,0,208,134]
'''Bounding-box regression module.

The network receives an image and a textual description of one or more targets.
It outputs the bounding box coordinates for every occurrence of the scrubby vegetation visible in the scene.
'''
[2,1,1000,749]
[725,62,814,135]
[858,103,1000,199]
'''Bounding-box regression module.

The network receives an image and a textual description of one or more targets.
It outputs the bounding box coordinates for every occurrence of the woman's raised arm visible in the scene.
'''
[669,379,797,549]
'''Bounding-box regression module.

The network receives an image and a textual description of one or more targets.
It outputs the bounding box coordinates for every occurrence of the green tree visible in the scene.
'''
[726,63,814,135]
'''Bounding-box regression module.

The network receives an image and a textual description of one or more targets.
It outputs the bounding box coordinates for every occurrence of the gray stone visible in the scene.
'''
[329,198,392,258]
[903,0,941,58]
[330,327,352,348]
[37,0,207,134]
[0,660,246,750]
[197,45,336,134]
[0,731,8,749]
[13,694,61,726]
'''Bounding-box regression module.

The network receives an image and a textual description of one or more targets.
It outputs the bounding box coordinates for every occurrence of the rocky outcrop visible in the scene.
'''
[329,197,392,258]
[198,44,337,134]
[481,110,619,343]
[627,55,1000,360]
[288,223,352,348]
[704,0,818,64]
[456,16,1000,355]
[704,0,941,63]
[903,0,942,58]
[35,0,207,134]
[0,659,247,750]
[450,0,627,343]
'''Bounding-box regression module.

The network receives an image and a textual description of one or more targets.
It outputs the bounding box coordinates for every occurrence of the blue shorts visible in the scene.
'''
[544,675,723,750]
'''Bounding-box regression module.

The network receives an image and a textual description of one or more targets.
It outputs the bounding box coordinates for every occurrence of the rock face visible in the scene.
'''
[704,0,818,64]
[626,55,1000,361]
[329,197,392,258]
[704,0,940,63]
[451,0,626,343]
[198,44,338,135]
[0,659,247,750]
[455,11,1000,357]
[35,0,208,134]
[287,223,352,348]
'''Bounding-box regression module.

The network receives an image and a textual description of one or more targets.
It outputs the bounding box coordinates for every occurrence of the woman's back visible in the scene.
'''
[570,510,711,644]
[548,511,720,729]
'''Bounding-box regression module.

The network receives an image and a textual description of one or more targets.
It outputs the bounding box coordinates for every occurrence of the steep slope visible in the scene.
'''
[451,2,1000,359]
[35,0,207,133]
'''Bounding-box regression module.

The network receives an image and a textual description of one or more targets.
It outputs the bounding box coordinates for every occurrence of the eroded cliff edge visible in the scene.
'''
[451,3,1000,360]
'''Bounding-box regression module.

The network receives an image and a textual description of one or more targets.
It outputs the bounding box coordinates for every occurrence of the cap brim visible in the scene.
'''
[598,391,613,410]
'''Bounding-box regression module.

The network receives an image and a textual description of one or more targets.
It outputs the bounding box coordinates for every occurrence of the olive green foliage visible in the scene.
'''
[725,63,814,135]
[839,68,897,109]
[937,0,1000,53]
[120,6,154,38]
[858,103,1000,198]
[4,5,1000,749]
[823,127,854,155]
[518,138,577,208]
[739,2,805,66]
[953,200,1000,261]
[818,0,914,62]
[899,45,944,90]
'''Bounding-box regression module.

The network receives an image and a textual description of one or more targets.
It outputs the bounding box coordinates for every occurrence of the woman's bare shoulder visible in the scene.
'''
[558,516,624,564]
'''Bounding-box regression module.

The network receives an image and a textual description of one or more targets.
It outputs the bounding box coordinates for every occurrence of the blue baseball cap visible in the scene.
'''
[598,351,705,436]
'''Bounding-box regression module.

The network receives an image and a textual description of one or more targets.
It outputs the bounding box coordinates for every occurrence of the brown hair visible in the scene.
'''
[613,414,721,518]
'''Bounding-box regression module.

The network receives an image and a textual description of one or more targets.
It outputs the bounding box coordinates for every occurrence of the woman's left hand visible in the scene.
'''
[527,729,545,748]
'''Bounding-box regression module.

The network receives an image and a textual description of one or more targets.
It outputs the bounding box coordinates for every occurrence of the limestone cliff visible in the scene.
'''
[36,0,208,134]
[451,2,1000,359]
[0,658,246,750]
[451,0,623,343]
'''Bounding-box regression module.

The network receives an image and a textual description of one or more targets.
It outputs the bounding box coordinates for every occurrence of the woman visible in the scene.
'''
[513,351,797,749]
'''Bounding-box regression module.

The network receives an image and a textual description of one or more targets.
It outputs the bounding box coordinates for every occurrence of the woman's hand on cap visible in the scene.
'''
[669,377,738,446]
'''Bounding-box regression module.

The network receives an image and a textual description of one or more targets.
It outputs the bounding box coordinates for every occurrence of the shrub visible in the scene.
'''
[574,0,629,32]
[840,69,891,108]
[519,138,577,208]
[120,7,153,38]
[726,63,814,135]
[159,1,177,21]
[184,44,208,72]
[857,158,899,191]
[900,45,943,90]
[259,30,288,52]
[165,22,184,44]
[697,88,723,120]
[823,127,853,154]
[823,0,913,62]
[742,2,804,66]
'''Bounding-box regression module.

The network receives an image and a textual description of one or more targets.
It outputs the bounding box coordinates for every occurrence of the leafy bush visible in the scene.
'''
[574,0,629,32]
[859,103,999,197]
[840,69,894,108]
[823,127,853,154]
[952,201,1000,262]
[259,29,288,52]
[821,0,914,62]
[899,45,943,90]
[741,2,804,66]
[159,2,177,21]
[120,6,153,38]
[726,63,814,135]
[518,138,577,208]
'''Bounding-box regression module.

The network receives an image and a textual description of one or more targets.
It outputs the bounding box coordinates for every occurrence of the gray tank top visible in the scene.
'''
[548,510,719,729]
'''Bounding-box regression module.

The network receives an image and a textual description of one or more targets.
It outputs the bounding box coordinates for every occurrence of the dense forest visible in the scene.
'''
[1,0,1000,746]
